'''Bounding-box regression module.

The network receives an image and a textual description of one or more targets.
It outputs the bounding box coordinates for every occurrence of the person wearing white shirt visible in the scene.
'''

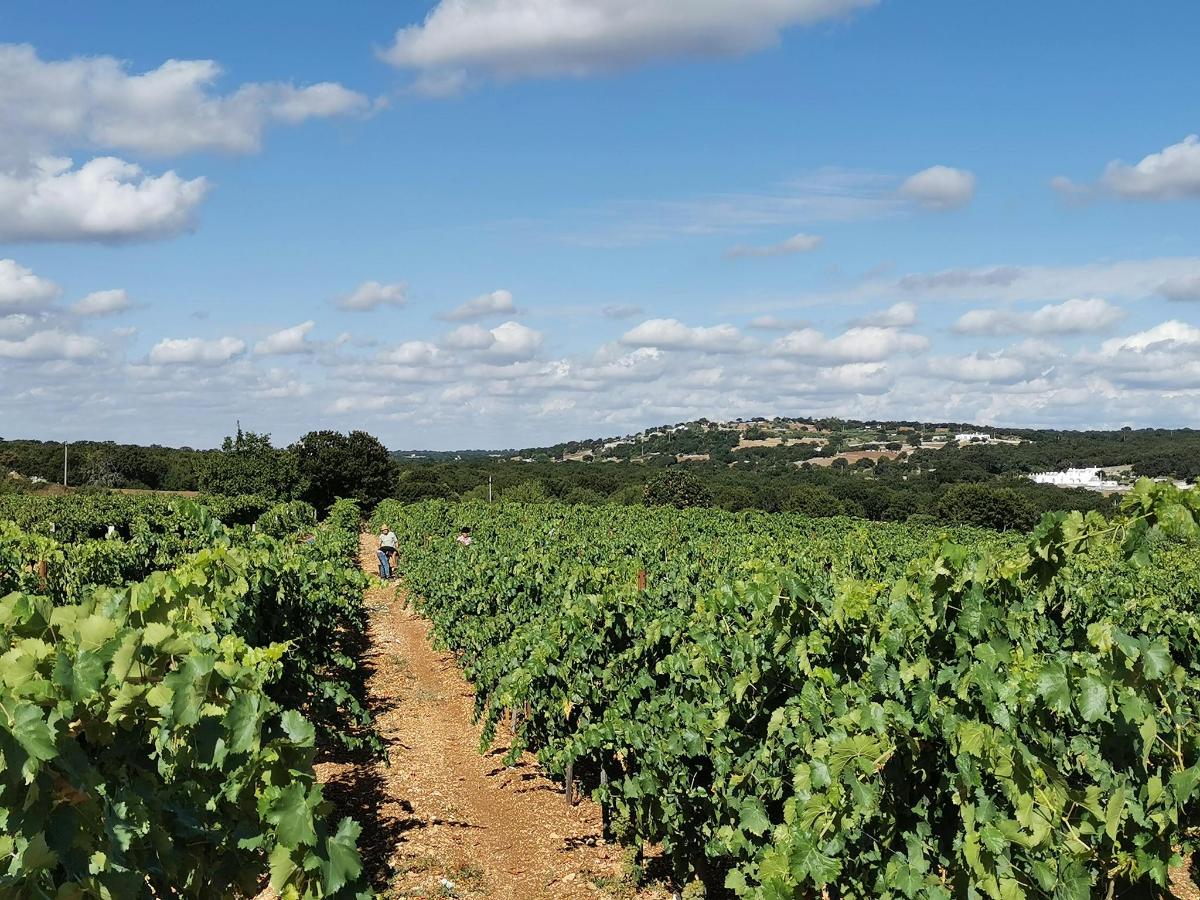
[378,525,398,579]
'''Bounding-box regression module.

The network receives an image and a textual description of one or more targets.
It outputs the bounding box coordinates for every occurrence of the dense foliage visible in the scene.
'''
[7,420,1198,532]
[293,430,395,513]
[643,469,715,509]
[0,494,374,896]
[377,484,1200,897]
[199,428,304,500]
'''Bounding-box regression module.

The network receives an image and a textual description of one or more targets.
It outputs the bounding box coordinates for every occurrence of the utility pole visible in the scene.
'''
[488,475,493,502]
[63,441,68,487]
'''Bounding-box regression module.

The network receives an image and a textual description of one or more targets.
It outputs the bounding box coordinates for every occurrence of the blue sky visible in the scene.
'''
[2,0,1199,449]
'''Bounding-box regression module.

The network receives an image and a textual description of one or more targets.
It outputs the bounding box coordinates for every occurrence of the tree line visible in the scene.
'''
[5,423,1193,532]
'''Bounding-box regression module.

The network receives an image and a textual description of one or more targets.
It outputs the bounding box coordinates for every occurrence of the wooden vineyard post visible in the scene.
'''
[37,559,48,591]
[564,759,577,806]
[598,763,609,836]
[637,568,646,592]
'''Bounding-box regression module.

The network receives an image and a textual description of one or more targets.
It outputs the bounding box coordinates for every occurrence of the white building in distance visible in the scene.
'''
[1029,467,1120,491]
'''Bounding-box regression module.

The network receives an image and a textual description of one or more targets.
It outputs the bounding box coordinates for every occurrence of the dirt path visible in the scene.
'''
[313,536,668,899]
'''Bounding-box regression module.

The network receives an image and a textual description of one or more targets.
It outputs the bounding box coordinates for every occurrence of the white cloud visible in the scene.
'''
[899,165,976,211]
[1101,135,1200,201]
[929,353,1027,383]
[851,301,917,328]
[1082,321,1200,390]
[0,329,103,360]
[1161,274,1200,302]
[439,320,544,361]
[952,298,1125,336]
[381,340,447,366]
[486,321,543,361]
[1053,136,1200,203]
[149,335,245,365]
[817,361,890,392]
[336,280,408,311]
[726,232,823,259]
[0,43,370,160]
[772,325,928,362]
[1100,320,1200,355]
[620,318,755,353]
[442,323,496,350]
[255,320,316,355]
[0,314,37,339]
[382,0,878,88]
[0,258,61,311]
[72,288,131,316]
[1023,298,1126,334]
[0,156,207,242]
[439,288,516,320]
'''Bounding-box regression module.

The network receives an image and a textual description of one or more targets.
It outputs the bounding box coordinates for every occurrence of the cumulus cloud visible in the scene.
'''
[1082,321,1200,390]
[440,320,544,361]
[620,318,755,354]
[1101,135,1200,201]
[149,335,245,365]
[72,288,131,316]
[1100,320,1200,355]
[442,323,496,350]
[439,288,516,321]
[0,328,103,360]
[576,345,666,384]
[899,165,976,211]
[381,0,878,89]
[0,258,60,311]
[255,320,316,355]
[816,361,891,393]
[0,43,371,160]
[336,281,408,311]
[726,232,823,259]
[0,44,371,243]
[381,340,447,366]
[850,301,917,328]
[0,156,207,242]
[772,325,929,363]
[952,298,1125,336]
[484,321,543,361]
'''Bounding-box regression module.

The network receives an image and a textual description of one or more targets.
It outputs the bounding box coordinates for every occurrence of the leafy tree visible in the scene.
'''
[643,469,714,509]
[395,466,457,503]
[934,483,1039,531]
[198,427,300,500]
[715,485,757,512]
[292,430,394,512]
[506,479,549,503]
[781,485,845,517]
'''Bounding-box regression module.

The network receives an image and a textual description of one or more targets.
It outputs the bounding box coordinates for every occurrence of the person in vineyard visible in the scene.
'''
[456,526,472,546]
[378,524,398,579]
